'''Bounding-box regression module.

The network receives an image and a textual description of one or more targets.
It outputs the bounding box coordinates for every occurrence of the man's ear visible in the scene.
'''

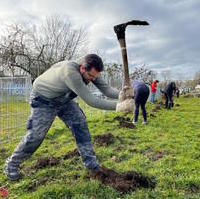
[80,65,86,74]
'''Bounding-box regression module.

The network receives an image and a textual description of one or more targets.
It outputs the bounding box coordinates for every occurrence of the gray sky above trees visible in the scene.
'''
[0,0,199,80]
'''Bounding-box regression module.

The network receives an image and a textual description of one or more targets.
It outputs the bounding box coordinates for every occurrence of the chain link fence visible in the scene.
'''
[0,75,160,144]
[0,77,32,143]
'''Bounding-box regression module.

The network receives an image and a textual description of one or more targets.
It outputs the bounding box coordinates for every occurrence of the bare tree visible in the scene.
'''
[194,71,200,84]
[130,64,157,85]
[0,15,87,81]
[103,63,123,89]
[161,69,171,82]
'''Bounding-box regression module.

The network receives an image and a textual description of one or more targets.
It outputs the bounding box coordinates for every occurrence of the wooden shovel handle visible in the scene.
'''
[118,38,131,87]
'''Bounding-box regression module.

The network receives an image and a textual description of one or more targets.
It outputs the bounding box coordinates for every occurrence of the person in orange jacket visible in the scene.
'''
[150,80,159,103]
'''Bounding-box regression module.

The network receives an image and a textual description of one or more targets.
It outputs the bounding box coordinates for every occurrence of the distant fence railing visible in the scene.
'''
[0,76,32,143]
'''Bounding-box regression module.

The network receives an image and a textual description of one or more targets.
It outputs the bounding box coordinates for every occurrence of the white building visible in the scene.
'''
[195,85,200,92]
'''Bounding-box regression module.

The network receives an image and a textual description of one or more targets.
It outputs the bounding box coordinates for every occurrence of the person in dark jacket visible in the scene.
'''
[175,88,180,98]
[132,81,150,125]
[163,82,176,109]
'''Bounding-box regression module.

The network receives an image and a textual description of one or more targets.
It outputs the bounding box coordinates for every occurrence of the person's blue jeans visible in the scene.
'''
[151,93,156,103]
[134,85,149,122]
[5,92,99,171]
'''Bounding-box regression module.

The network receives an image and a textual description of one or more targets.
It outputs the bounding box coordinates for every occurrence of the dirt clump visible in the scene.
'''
[150,113,156,117]
[183,94,194,98]
[94,133,115,146]
[150,151,164,161]
[113,116,135,129]
[114,116,130,122]
[90,166,155,193]
[27,178,49,191]
[0,148,7,158]
[152,105,162,112]
[33,157,60,170]
[63,149,80,160]
[145,149,164,161]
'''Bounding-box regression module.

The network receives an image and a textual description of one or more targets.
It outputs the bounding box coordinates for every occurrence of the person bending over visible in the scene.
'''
[132,81,150,125]
[5,54,120,181]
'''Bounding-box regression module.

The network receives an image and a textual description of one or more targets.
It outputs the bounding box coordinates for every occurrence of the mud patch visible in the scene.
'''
[183,94,194,98]
[152,105,162,112]
[94,133,115,146]
[33,157,60,170]
[114,116,131,122]
[90,166,155,193]
[27,177,49,191]
[0,148,7,159]
[188,183,200,193]
[145,150,164,161]
[113,116,135,129]
[119,121,135,129]
[63,149,80,160]
[150,113,156,118]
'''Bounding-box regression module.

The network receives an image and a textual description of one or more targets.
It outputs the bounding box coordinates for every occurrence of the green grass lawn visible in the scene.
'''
[0,97,200,198]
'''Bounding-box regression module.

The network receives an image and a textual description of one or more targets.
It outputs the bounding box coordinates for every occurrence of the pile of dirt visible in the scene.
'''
[0,148,7,159]
[63,149,80,160]
[32,149,80,171]
[94,133,115,146]
[27,178,49,191]
[152,105,162,112]
[149,151,164,161]
[113,116,135,129]
[90,166,155,193]
[33,157,60,170]
[183,94,194,98]
[150,113,156,118]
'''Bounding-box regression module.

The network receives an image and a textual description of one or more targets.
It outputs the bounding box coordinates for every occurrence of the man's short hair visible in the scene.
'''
[82,54,104,72]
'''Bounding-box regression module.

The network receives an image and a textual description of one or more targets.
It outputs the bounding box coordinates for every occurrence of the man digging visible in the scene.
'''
[5,54,120,181]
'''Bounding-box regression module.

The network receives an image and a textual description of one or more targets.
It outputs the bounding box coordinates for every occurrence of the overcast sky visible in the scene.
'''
[0,0,199,80]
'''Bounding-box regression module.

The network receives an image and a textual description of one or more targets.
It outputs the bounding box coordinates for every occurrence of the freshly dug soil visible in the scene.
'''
[0,148,7,158]
[32,149,79,171]
[150,113,156,117]
[114,116,131,122]
[152,105,162,112]
[27,178,49,191]
[149,151,164,161]
[113,116,135,129]
[33,157,60,170]
[94,133,115,146]
[63,149,80,160]
[90,166,155,193]
[183,94,194,98]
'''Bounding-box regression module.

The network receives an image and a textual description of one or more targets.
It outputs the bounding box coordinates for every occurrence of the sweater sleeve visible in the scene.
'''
[63,71,117,110]
[92,77,120,99]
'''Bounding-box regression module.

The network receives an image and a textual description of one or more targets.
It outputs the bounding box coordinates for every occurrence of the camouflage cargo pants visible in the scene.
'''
[6,92,99,171]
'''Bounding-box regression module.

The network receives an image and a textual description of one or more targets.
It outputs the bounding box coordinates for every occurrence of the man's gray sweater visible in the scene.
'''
[32,61,119,110]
